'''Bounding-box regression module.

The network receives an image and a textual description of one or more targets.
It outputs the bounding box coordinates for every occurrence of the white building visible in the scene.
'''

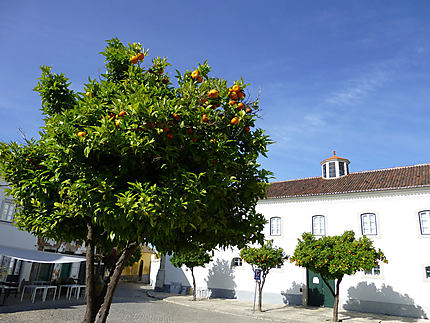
[0,180,85,286]
[158,153,430,319]
[0,180,37,283]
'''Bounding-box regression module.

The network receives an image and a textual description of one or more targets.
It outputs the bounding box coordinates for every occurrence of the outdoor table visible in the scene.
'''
[58,284,78,300]
[31,281,49,285]
[0,285,19,305]
[20,285,57,303]
[69,284,86,300]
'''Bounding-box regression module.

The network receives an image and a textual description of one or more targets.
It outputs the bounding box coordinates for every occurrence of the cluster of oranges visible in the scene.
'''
[228,84,252,130]
[130,52,145,64]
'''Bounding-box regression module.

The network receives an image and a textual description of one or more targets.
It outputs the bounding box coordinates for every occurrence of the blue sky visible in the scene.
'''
[1,1,429,181]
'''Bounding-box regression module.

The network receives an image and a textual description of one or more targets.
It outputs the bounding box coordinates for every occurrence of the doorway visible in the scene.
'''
[306,269,335,307]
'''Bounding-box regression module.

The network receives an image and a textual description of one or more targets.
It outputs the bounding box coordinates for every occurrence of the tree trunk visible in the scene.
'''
[83,221,97,323]
[95,242,138,323]
[258,276,265,312]
[332,277,342,322]
[191,267,196,301]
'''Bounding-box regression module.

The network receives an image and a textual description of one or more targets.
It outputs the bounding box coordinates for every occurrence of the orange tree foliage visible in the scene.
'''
[170,248,213,300]
[240,241,288,311]
[291,231,387,322]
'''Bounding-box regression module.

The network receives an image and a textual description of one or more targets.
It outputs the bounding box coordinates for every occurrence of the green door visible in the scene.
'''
[307,269,335,307]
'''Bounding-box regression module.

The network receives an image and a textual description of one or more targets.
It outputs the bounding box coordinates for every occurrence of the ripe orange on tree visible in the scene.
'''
[208,89,218,98]
[232,84,240,92]
[237,103,245,110]
[136,52,145,61]
[115,119,121,127]
[237,91,245,99]
[229,91,238,100]
[173,113,180,121]
[202,114,209,122]
[229,100,236,106]
[191,70,199,79]
[246,107,252,114]
[130,55,138,64]
[118,110,127,117]
[230,117,239,125]
[77,131,86,137]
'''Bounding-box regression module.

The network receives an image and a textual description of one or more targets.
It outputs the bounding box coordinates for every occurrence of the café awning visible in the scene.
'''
[0,245,86,263]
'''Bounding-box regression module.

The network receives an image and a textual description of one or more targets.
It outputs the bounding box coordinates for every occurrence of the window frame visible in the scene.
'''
[364,264,381,276]
[328,162,336,178]
[231,257,242,268]
[339,161,345,176]
[269,217,281,236]
[418,210,430,235]
[361,213,377,236]
[312,215,326,236]
[0,198,16,223]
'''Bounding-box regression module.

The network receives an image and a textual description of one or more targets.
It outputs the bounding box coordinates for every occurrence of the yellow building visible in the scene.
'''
[121,245,154,283]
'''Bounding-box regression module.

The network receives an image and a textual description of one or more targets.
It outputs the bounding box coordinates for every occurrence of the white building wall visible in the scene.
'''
[160,187,430,318]
[257,187,430,318]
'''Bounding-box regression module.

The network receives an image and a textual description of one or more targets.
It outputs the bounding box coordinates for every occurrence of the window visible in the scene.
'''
[425,266,430,279]
[339,162,345,176]
[361,213,377,235]
[329,162,336,178]
[365,265,381,276]
[232,257,242,267]
[312,215,325,236]
[0,199,16,222]
[322,164,327,178]
[270,217,281,236]
[419,211,430,235]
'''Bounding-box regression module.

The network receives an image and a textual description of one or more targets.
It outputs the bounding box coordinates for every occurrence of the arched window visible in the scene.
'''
[270,217,281,236]
[312,215,325,236]
[361,213,377,235]
[418,211,430,235]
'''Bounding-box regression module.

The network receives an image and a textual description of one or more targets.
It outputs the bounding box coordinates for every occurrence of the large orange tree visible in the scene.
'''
[0,38,272,323]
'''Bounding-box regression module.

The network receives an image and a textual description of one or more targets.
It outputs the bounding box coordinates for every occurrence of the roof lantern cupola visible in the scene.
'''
[320,151,350,179]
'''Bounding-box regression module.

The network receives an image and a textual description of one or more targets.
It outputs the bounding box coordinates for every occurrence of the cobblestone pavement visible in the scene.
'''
[1,282,427,323]
[0,282,263,323]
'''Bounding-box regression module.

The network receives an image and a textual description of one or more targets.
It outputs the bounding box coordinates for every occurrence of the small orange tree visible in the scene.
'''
[0,38,272,323]
[170,248,213,301]
[291,231,387,322]
[240,241,288,311]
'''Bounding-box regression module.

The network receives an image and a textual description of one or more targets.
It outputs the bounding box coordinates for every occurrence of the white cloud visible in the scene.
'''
[324,68,390,106]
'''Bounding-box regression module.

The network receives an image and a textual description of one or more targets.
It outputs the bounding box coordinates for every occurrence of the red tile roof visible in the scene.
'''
[266,164,430,199]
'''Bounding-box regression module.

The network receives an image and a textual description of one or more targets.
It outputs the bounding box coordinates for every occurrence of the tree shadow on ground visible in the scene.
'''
[205,258,236,299]
[280,281,305,306]
[343,281,427,321]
